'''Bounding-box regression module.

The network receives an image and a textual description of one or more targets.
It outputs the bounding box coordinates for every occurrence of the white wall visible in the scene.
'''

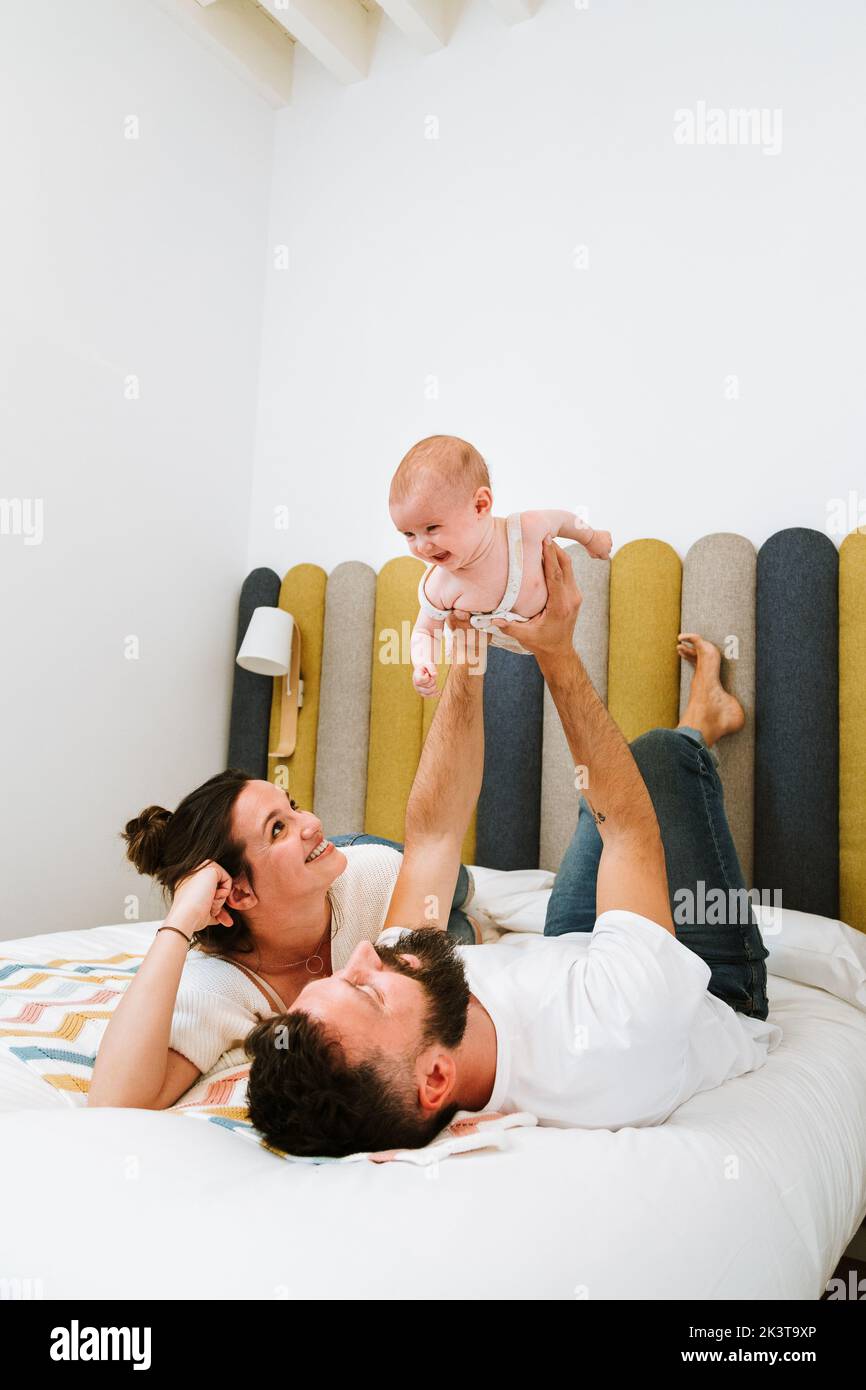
[248,0,866,578]
[5,0,864,938]
[0,0,274,935]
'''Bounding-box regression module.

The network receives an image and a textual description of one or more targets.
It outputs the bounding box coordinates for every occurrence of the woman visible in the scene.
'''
[88,618,484,1112]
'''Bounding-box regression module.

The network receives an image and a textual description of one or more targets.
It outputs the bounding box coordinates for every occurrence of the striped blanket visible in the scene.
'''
[0,946,534,1163]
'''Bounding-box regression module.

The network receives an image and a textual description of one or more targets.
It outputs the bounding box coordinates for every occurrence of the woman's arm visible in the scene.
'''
[88,909,201,1108]
[89,860,233,1109]
[382,624,486,931]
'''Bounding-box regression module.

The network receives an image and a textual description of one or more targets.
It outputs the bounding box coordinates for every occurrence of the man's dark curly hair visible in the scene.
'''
[244,1012,456,1158]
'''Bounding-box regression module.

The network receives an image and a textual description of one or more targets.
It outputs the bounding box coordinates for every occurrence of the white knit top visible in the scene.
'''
[169,842,403,1074]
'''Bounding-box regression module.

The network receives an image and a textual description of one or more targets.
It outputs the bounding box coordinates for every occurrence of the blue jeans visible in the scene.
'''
[327,834,477,944]
[545,727,770,1019]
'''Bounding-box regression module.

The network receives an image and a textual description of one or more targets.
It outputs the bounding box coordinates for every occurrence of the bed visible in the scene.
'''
[1,891,866,1299]
[4,526,866,1299]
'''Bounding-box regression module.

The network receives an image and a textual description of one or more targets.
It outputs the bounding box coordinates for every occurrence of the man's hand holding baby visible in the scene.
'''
[492,536,583,662]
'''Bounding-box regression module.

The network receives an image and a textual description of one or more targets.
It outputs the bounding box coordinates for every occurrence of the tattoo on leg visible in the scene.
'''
[589,809,606,826]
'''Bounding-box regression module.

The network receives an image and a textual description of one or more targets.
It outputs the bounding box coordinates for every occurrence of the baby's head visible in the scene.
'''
[389,435,493,568]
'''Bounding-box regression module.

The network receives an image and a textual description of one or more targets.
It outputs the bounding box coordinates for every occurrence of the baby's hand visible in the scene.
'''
[413,663,439,697]
[585,528,612,561]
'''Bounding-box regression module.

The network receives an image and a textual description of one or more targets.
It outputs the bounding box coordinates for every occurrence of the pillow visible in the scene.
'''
[171,1054,536,1164]
[466,865,866,1013]
[753,903,866,1012]
[464,864,554,936]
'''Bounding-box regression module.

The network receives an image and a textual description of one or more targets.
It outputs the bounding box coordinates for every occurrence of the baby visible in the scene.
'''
[389,435,612,696]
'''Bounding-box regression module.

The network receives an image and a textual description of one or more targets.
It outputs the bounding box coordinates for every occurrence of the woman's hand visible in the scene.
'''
[91,861,229,1110]
[169,859,235,933]
[492,535,583,660]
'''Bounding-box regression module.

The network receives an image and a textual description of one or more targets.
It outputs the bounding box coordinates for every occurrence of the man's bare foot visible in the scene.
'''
[676,633,745,748]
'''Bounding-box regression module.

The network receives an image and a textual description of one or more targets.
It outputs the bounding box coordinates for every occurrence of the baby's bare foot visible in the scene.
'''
[677,633,744,747]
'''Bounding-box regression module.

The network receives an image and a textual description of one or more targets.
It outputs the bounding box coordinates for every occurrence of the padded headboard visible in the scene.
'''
[228,528,866,933]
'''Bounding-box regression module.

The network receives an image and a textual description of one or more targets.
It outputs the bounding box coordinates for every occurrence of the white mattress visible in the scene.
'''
[2,907,865,1300]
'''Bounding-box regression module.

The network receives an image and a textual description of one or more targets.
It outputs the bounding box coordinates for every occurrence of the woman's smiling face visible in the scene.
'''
[228,781,347,913]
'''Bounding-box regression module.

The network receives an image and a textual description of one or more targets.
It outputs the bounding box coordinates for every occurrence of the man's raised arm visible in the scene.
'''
[382,621,486,932]
[494,538,674,932]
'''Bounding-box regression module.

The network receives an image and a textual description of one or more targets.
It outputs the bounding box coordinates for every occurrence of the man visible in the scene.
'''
[245,536,781,1156]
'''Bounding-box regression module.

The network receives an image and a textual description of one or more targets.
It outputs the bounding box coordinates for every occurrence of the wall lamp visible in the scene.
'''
[236,606,303,758]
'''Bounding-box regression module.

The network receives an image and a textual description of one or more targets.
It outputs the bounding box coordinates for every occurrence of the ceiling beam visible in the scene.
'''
[376,0,452,54]
[487,0,542,24]
[154,0,294,108]
[257,0,378,84]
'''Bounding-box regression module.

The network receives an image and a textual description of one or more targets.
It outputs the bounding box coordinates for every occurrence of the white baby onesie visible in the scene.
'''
[416,512,540,657]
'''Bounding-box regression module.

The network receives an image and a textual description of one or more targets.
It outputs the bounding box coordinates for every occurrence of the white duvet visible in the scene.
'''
[1,877,865,1300]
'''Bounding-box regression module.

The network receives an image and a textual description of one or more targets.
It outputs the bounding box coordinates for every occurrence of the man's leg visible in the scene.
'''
[545,636,770,1020]
[327,833,478,944]
[544,805,603,936]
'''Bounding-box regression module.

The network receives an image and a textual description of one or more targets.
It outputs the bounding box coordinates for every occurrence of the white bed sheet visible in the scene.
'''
[1,911,865,1299]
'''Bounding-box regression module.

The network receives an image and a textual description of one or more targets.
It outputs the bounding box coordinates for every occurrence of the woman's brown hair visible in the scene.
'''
[120,767,258,956]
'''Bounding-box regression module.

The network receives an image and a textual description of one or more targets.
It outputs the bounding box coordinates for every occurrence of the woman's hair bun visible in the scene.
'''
[121,805,172,876]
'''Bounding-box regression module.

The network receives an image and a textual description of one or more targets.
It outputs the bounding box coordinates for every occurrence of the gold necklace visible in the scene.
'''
[254,921,331,977]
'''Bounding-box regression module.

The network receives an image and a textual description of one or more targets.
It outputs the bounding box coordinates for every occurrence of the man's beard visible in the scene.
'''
[375,928,470,1051]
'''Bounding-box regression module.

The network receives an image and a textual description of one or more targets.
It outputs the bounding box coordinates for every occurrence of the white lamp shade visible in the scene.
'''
[236,606,294,678]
